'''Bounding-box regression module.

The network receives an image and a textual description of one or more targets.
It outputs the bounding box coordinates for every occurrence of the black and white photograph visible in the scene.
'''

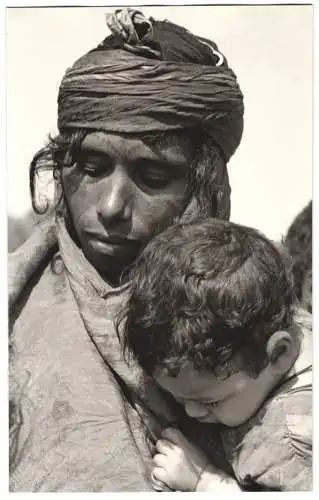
[6,2,313,492]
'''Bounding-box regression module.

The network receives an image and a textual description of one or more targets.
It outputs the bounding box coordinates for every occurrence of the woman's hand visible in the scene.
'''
[151,427,209,491]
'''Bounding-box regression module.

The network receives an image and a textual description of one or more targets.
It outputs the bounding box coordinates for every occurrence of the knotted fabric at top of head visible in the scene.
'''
[58,8,244,162]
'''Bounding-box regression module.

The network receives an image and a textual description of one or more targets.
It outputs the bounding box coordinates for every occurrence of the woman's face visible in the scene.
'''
[62,131,195,281]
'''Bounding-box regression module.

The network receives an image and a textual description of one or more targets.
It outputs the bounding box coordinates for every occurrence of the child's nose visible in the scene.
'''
[184,400,209,419]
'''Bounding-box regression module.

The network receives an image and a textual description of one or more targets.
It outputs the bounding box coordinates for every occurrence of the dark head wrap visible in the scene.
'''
[57,8,244,163]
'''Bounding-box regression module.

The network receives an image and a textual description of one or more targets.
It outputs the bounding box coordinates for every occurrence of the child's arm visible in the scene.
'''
[151,427,241,492]
[194,464,241,491]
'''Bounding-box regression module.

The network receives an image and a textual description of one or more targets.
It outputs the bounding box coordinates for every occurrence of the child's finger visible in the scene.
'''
[161,426,184,444]
[151,467,170,491]
[156,438,175,454]
[153,453,167,468]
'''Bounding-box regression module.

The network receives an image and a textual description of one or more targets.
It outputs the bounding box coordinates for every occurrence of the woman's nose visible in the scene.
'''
[184,400,209,419]
[96,165,133,226]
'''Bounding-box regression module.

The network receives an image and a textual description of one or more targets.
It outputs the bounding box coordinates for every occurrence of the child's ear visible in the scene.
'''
[266,331,297,373]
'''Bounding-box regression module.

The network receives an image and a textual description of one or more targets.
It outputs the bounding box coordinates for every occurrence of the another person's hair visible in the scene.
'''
[285,201,312,310]
[121,219,296,379]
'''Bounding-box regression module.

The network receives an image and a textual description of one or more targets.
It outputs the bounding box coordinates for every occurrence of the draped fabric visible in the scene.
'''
[9,218,170,491]
[58,8,244,162]
[9,219,232,491]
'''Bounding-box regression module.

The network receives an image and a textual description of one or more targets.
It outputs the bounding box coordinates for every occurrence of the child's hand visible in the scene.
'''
[151,427,209,491]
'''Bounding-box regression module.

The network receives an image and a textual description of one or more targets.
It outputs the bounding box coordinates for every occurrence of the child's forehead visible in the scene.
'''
[154,363,241,398]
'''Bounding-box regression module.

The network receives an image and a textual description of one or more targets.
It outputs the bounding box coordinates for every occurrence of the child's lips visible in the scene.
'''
[197,413,219,424]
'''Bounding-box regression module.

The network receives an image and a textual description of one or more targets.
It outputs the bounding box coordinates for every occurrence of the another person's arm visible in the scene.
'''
[8,215,57,310]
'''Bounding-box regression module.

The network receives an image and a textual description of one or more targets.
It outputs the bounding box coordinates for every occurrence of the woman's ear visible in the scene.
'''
[266,330,297,373]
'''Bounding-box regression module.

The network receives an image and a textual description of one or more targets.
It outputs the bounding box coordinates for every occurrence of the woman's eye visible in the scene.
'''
[77,155,113,178]
[81,165,104,177]
[136,165,173,189]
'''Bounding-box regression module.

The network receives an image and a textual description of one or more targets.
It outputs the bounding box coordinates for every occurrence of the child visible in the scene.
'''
[122,218,312,491]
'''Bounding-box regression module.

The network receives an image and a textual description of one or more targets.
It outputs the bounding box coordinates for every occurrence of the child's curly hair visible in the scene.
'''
[121,218,296,379]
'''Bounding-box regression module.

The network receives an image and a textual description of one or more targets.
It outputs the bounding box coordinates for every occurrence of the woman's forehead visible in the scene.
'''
[80,131,196,166]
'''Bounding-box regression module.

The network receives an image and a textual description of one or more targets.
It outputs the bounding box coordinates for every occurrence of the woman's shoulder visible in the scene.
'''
[9,217,58,311]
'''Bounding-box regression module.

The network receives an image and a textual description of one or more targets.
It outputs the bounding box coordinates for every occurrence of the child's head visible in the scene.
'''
[122,218,298,426]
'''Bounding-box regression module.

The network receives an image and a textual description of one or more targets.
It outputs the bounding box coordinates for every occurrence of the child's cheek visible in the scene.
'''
[234,375,250,393]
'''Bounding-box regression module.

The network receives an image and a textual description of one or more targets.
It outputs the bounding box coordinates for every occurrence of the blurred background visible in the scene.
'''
[7,4,312,250]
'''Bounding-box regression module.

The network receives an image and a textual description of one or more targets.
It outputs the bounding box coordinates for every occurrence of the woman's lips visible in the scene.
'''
[87,232,136,244]
[86,233,141,256]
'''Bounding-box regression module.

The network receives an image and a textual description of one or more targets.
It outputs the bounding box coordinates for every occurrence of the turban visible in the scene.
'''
[57,8,244,162]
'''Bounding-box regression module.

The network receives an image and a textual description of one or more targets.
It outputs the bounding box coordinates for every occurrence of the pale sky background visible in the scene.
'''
[6,4,313,241]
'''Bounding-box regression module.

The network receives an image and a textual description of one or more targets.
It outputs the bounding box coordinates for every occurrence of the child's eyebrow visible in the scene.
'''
[180,388,231,403]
